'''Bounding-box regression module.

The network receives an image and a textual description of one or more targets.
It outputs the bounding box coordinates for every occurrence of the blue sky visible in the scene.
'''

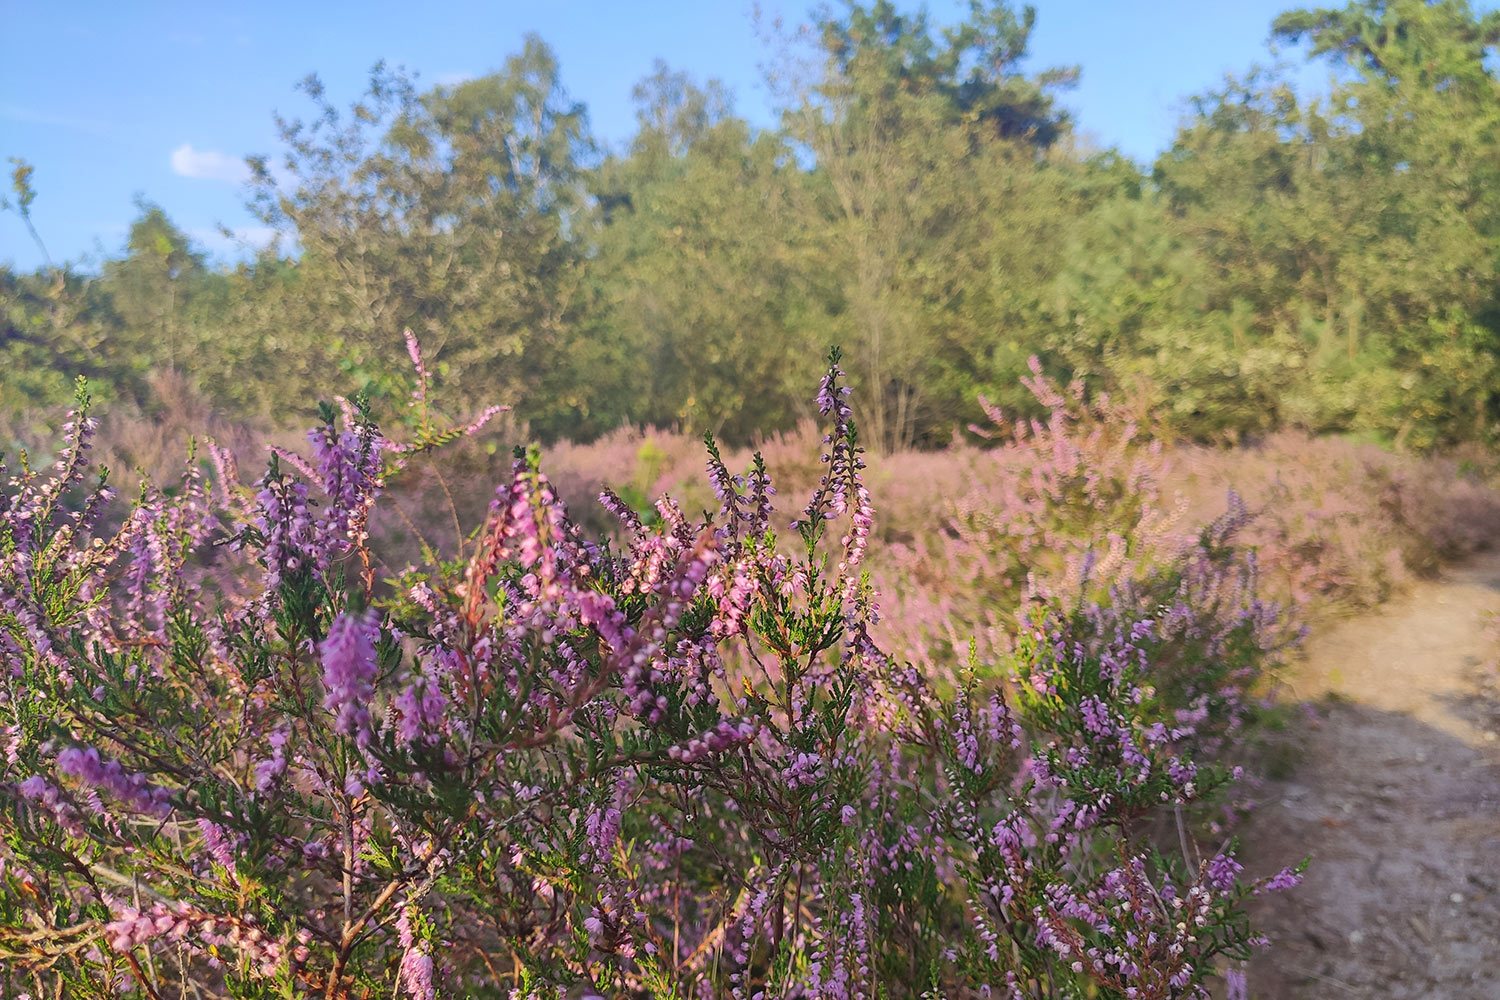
[2,0,1341,272]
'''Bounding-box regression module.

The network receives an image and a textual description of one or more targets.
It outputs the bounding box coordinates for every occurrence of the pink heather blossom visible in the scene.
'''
[399,951,435,1000]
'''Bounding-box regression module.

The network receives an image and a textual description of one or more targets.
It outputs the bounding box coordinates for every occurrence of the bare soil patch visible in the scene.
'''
[1242,549,1500,999]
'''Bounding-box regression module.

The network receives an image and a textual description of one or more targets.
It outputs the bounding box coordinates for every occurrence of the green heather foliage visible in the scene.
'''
[4,0,1500,452]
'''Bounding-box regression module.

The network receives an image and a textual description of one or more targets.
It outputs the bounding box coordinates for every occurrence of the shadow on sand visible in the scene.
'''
[1239,698,1500,999]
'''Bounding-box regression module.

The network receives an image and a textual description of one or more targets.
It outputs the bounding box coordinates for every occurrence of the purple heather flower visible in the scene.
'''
[55,746,171,819]
[320,608,380,747]
[1205,853,1244,892]
[1261,866,1302,893]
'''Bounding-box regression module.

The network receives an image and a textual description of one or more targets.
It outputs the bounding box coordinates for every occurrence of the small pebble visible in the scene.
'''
[1450,892,1465,903]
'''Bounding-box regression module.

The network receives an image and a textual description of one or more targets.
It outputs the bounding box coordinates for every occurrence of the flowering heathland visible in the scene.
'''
[1,348,1301,999]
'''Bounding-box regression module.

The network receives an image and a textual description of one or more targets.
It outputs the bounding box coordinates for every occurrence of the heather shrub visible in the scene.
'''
[1,348,1300,999]
[870,360,1193,677]
[864,368,1500,680]
[1174,432,1500,612]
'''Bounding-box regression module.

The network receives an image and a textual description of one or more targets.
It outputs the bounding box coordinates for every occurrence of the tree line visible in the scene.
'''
[4,0,1499,453]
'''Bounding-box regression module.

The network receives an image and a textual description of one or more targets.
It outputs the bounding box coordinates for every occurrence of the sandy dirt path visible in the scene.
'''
[1242,548,1500,999]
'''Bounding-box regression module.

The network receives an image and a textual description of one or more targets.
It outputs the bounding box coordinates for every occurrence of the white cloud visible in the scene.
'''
[170,143,249,183]
[436,71,476,88]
